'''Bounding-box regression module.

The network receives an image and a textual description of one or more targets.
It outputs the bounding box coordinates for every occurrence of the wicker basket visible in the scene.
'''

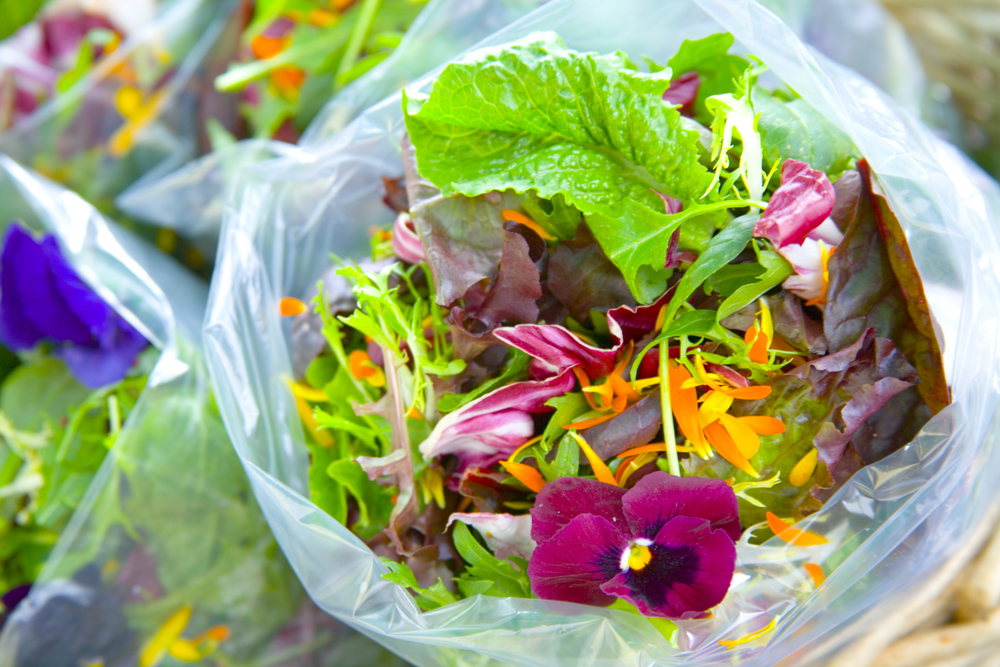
[883,0,1000,168]
[818,4,1000,665]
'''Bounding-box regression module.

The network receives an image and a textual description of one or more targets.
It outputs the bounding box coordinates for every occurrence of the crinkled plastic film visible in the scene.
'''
[204,1,1000,665]
[115,0,547,252]
[0,158,406,666]
[0,0,243,210]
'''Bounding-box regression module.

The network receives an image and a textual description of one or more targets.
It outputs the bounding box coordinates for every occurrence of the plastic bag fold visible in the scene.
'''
[0,158,406,667]
[204,1,1000,665]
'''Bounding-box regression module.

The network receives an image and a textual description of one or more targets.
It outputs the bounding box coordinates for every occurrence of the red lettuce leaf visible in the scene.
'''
[823,161,949,413]
[547,223,636,321]
[466,227,542,328]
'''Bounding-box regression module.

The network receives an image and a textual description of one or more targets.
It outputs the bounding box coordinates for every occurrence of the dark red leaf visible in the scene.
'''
[547,223,636,321]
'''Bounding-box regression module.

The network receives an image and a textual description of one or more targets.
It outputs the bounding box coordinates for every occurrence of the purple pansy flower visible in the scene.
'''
[0,224,147,388]
[527,473,740,618]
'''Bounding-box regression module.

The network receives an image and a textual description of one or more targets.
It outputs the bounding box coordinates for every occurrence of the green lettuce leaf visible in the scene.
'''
[452,522,531,598]
[752,88,858,176]
[716,247,793,321]
[381,559,458,611]
[404,32,713,302]
[663,33,748,125]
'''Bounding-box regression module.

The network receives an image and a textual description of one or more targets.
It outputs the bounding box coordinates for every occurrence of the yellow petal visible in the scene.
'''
[290,381,328,403]
[168,639,202,661]
[718,617,778,650]
[717,413,761,459]
[140,606,191,667]
[116,86,143,119]
[789,448,818,487]
[570,432,618,486]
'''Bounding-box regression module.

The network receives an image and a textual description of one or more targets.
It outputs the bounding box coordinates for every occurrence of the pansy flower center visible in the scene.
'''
[623,539,654,571]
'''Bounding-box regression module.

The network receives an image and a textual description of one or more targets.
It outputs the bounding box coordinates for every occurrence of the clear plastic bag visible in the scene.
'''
[0,0,244,212]
[114,0,548,253]
[203,0,1000,665]
[0,158,407,667]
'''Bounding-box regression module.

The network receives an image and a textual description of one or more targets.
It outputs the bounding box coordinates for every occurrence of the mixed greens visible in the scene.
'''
[286,32,947,622]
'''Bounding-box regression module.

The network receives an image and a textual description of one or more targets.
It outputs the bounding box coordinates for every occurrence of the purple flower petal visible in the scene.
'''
[40,236,115,342]
[530,477,627,544]
[0,226,44,349]
[58,322,146,389]
[493,324,618,379]
[753,159,836,248]
[447,512,536,560]
[622,472,741,542]
[527,513,627,607]
[599,515,736,618]
[12,232,92,345]
[419,371,575,472]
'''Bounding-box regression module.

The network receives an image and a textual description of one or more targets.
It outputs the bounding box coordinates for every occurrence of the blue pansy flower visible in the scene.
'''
[0,223,147,388]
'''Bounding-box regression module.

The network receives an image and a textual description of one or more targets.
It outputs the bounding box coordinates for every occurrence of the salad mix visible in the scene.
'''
[282,31,948,626]
[0,222,152,610]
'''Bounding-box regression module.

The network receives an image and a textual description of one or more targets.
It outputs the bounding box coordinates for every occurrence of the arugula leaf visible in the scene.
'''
[753,88,858,176]
[703,263,764,297]
[404,32,712,302]
[381,559,458,611]
[541,393,591,449]
[452,522,531,598]
[327,458,394,539]
[437,350,530,413]
[664,213,758,323]
[665,33,748,125]
[717,248,793,321]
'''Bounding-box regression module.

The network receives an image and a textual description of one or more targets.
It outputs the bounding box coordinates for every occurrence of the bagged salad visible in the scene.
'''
[205,0,1000,664]
[0,159,407,667]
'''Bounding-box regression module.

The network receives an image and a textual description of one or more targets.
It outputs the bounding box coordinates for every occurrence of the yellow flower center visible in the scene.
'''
[627,542,653,571]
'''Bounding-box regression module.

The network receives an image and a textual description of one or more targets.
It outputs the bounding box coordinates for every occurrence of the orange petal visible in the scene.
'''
[501,210,555,240]
[738,416,786,435]
[584,381,615,409]
[571,433,618,486]
[573,368,601,411]
[348,350,376,379]
[562,412,618,430]
[251,34,290,59]
[616,455,638,484]
[766,511,828,546]
[669,363,708,453]
[279,297,307,317]
[616,443,666,459]
[717,413,761,459]
[500,460,546,493]
[722,385,772,400]
[749,332,770,364]
[704,421,758,477]
[744,325,758,346]
[804,563,826,587]
[609,373,640,403]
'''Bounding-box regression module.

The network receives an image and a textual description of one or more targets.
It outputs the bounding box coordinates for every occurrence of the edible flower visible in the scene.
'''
[765,512,828,546]
[718,617,778,650]
[0,224,147,389]
[139,605,228,667]
[753,159,835,248]
[447,512,535,560]
[109,86,167,156]
[391,212,425,264]
[527,473,740,618]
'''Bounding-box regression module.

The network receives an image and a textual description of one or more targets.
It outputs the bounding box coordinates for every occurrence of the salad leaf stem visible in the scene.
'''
[336,0,382,87]
[659,341,680,477]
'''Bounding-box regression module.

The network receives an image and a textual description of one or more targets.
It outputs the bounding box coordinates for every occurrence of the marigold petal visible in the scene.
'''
[290,386,334,447]
[616,443,666,459]
[573,368,601,411]
[704,422,758,477]
[669,363,707,452]
[744,325,758,346]
[804,563,825,587]
[279,297,307,317]
[789,448,818,487]
[562,413,618,430]
[749,332,770,364]
[718,617,778,650]
[738,416,786,435]
[570,432,618,486]
[717,413,761,459]
[766,511,828,546]
[500,460,546,493]
[348,349,376,379]
[139,606,191,667]
[290,381,328,403]
[723,385,772,400]
[168,639,202,661]
[501,209,555,240]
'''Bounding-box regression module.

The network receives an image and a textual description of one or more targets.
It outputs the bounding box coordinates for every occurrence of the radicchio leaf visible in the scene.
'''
[547,223,636,320]
[581,390,662,459]
[466,228,542,328]
[824,161,949,413]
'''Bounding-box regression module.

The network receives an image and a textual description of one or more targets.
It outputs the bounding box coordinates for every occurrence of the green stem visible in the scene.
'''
[335,0,381,86]
[659,341,680,477]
